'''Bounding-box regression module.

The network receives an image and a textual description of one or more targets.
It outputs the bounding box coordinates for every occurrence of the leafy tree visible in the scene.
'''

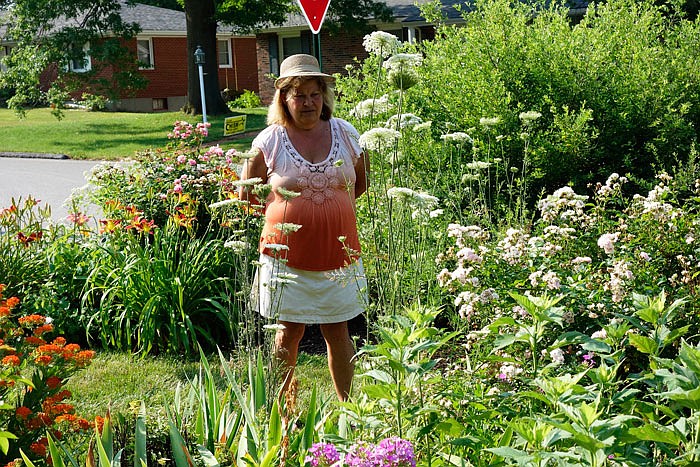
[0,0,391,117]
[0,0,145,118]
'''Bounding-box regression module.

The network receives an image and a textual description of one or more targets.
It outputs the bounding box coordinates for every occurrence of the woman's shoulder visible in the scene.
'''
[332,117,360,138]
[252,124,284,146]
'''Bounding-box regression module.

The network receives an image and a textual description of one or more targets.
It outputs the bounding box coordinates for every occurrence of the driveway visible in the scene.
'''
[0,156,104,223]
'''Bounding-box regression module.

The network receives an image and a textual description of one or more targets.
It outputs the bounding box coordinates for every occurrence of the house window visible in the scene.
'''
[69,43,91,73]
[218,39,232,68]
[0,45,12,72]
[137,38,154,69]
[152,98,167,111]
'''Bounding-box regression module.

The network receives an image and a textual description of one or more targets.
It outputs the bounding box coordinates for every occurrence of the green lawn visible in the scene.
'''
[0,107,267,160]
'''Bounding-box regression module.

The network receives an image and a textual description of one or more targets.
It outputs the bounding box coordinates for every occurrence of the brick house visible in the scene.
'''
[1,2,259,112]
[254,0,589,104]
[103,2,258,112]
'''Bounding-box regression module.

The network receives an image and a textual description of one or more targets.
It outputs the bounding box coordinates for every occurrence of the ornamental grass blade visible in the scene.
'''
[268,397,282,448]
[135,401,147,467]
[302,385,318,451]
[20,449,38,467]
[47,431,80,467]
[168,419,196,467]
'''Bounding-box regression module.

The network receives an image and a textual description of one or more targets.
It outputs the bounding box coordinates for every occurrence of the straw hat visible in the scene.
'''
[275,54,335,88]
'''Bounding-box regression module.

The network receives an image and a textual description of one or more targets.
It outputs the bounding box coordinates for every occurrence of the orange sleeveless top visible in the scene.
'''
[252,118,363,271]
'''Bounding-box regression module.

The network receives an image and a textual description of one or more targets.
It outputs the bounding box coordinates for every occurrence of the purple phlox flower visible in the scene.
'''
[375,437,416,467]
[345,442,377,467]
[305,442,340,467]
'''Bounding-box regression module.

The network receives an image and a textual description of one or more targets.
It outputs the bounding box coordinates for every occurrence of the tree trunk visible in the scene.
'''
[184,0,229,116]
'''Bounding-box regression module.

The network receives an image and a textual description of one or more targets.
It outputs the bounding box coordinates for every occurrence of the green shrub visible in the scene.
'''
[227,89,262,109]
[79,92,108,112]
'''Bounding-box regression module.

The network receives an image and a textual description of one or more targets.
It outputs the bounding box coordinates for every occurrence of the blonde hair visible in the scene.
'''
[267,76,335,126]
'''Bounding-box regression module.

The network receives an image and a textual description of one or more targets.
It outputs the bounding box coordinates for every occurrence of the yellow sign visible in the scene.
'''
[223,115,247,136]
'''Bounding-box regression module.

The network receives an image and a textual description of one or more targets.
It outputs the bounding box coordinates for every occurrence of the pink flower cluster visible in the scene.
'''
[168,121,210,140]
[305,438,415,467]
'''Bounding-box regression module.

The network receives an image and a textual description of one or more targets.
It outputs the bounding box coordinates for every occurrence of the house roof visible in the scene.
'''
[118,2,187,33]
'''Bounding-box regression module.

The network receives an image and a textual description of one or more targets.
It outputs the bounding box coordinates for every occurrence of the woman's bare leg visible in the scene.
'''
[320,321,355,401]
[274,321,306,396]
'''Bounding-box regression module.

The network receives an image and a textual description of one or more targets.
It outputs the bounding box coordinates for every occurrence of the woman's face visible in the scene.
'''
[284,79,324,130]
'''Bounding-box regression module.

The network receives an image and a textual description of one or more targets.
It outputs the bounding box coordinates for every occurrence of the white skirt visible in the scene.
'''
[252,253,367,324]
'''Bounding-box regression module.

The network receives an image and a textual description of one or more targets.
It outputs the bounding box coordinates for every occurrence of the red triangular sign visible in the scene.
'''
[297,0,331,34]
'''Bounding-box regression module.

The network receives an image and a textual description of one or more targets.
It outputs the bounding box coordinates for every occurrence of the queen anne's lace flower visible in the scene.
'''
[362,31,400,57]
[351,95,392,118]
[359,127,401,151]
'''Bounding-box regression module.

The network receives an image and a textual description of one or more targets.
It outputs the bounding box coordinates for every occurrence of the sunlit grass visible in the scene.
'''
[0,107,266,160]
[66,350,334,421]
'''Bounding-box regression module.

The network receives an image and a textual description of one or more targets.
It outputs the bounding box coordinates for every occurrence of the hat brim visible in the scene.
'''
[275,72,335,88]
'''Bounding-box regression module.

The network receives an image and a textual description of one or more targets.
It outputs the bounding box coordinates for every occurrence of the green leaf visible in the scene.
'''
[662,387,700,410]
[362,369,395,384]
[0,431,17,455]
[493,333,518,350]
[485,446,532,462]
[260,444,280,467]
[195,445,220,467]
[361,383,394,400]
[627,423,682,446]
[628,334,658,355]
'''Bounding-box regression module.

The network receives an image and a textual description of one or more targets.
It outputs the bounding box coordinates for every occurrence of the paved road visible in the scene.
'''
[0,156,104,222]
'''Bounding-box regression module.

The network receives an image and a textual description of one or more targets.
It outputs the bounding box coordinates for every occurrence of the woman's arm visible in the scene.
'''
[354,150,370,199]
[238,149,269,204]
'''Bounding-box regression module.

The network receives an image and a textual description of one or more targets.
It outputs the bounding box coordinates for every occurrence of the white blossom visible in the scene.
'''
[362,31,400,57]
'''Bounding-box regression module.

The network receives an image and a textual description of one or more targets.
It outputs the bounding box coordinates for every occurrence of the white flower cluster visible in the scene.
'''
[632,179,678,223]
[528,270,562,290]
[441,132,473,144]
[386,187,439,220]
[549,348,565,366]
[519,110,542,123]
[597,232,620,255]
[542,225,577,241]
[497,228,530,266]
[605,259,634,302]
[359,127,401,151]
[383,53,422,71]
[527,235,562,257]
[537,186,590,225]
[384,113,423,129]
[479,117,501,128]
[351,95,392,118]
[447,223,491,246]
[595,172,628,199]
[498,362,523,382]
[454,288,499,321]
[362,31,400,58]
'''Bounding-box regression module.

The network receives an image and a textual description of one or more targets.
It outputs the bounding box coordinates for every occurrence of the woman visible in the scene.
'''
[239,54,369,401]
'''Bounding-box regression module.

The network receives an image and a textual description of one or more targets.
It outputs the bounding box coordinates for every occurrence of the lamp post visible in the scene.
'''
[193,45,207,124]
